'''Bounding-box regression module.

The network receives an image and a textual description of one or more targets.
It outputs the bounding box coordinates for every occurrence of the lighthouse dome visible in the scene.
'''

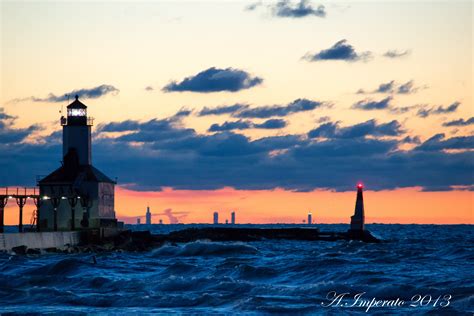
[67,95,87,117]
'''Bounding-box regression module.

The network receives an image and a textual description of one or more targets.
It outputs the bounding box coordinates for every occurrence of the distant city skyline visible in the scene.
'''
[0,1,472,225]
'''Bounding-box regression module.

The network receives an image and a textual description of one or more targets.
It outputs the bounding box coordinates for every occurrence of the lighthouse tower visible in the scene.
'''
[38,96,117,231]
[62,95,92,165]
[350,183,365,231]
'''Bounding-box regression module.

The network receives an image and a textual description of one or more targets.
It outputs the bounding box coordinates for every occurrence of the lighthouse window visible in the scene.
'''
[68,108,86,116]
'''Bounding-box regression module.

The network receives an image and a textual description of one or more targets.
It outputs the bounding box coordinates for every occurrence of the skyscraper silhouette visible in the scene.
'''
[146,206,151,225]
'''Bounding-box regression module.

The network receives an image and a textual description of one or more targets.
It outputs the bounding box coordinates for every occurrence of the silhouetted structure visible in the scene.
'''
[159,219,163,224]
[231,211,235,225]
[0,188,41,233]
[38,96,117,231]
[307,212,312,225]
[136,218,141,225]
[146,206,151,225]
[350,183,365,231]
[213,212,219,224]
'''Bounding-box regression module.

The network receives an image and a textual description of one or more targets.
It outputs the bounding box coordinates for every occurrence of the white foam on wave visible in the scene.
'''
[152,241,259,257]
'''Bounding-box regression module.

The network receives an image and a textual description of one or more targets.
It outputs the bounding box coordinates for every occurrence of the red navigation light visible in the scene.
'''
[357,183,363,188]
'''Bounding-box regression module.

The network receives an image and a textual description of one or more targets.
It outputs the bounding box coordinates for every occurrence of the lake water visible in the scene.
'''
[0,224,472,314]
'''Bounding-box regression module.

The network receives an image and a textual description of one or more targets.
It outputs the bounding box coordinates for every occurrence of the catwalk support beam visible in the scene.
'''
[68,195,78,230]
[0,196,7,234]
[80,194,92,228]
[16,196,27,233]
[50,197,61,232]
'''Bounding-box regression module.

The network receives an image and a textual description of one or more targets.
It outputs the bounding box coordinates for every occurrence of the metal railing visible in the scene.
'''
[59,116,94,126]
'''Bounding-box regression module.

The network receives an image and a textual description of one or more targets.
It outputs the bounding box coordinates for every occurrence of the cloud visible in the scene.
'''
[98,108,192,134]
[198,104,249,116]
[316,116,331,123]
[174,108,193,117]
[0,108,16,122]
[402,136,421,144]
[97,120,141,132]
[254,118,287,129]
[198,99,324,119]
[271,0,326,18]
[376,81,395,93]
[0,108,41,143]
[208,119,287,132]
[10,85,119,103]
[114,119,195,144]
[209,120,252,132]
[389,105,418,114]
[417,102,460,118]
[352,97,392,110]
[415,133,474,151]
[308,119,404,139]
[154,208,189,224]
[145,86,154,91]
[247,0,326,18]
[163,67,263,93]
[0,127,39,144]
[245,1,262,11]
[303,40,372,62]
[397,80,418,94]
[443,117,474,127]
[236,98,324,118]
[384,50,410,58]
[357,80,420,95]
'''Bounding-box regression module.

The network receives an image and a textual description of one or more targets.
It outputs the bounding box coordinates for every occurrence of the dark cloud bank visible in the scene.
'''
[1,107,472,192]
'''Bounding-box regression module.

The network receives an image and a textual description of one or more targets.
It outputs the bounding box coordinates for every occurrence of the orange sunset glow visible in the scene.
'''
[3,186,472,226]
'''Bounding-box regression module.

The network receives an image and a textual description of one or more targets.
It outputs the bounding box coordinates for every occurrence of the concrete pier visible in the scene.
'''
[0,231,82,252]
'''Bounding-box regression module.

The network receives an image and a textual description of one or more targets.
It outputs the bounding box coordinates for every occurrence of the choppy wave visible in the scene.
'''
[0,224,472,314]
[152,241,259,257]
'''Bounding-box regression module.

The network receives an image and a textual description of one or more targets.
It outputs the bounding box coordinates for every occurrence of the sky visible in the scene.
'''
[0,0,472,225]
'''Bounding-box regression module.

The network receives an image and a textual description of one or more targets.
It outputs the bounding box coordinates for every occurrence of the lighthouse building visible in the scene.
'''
[38,96,117,231]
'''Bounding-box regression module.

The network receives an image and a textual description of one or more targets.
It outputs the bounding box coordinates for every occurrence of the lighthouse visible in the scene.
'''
[350,183,365,232]
[38,96,117,231]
